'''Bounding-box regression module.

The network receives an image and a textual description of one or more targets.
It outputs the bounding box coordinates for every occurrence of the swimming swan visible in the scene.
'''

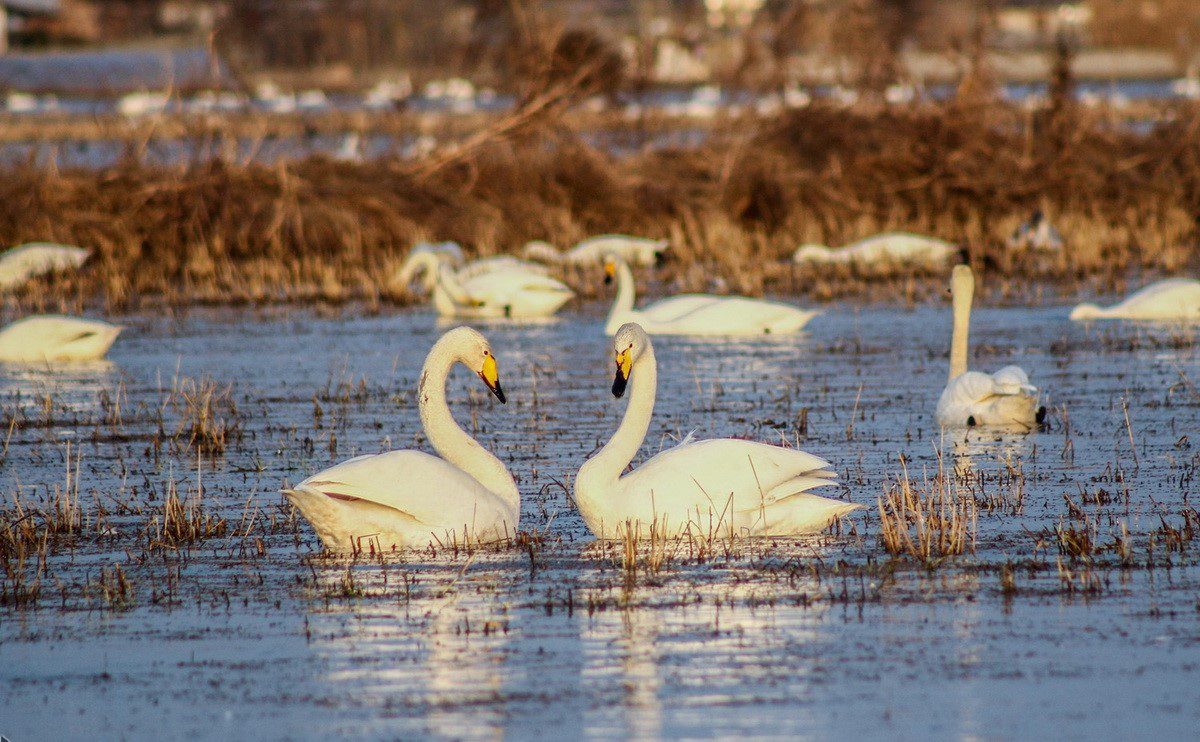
[0,315,122,362]
[395,250,572,318]
[0,242,91,291]
[283,327,518,551]
[1069,278,1200,321]
[936,265,1044,430]
[793,232,958,270]
[573,323,860,539]
[524,234,669,267]
[603,255,816,336]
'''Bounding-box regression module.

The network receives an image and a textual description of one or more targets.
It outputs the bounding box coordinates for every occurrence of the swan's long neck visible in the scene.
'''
[606,261,637,331]
[396,251,442,292]
[418,342,518,510]
[434,263,472,304]
[948,268,974,382]
[576,342,657,501]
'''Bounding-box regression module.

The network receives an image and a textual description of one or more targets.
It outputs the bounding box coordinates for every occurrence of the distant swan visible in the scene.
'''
[793,232,958,270]
[573,322,860,539]
[604,255,816,336]
[0,315,122,362]
[283,327,518,551]
[936,265,1044,430]
[524,234,669,267]
[0,242,91,291]
[395,250,572,318]
[1007,209,1064,253]
[1070,278,1200,321]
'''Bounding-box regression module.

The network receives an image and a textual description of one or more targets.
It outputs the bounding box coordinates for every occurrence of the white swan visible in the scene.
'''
[395,251,572,318]
[1069,278,1200,321]
[283,327,518,552]
[573,323,859,539]
[936,265,1044,430]
[0,315,122,362]
[793,232,958,270]
[0,242,91,291]
[524,234,669,267]
[604,255,816,336]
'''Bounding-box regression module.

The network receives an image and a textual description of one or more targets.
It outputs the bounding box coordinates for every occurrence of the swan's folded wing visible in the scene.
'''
[640,294,722,323]
[295,450,512,529]
[991,366,1037,394]
[626,439,836,517]
[464,270,573,299]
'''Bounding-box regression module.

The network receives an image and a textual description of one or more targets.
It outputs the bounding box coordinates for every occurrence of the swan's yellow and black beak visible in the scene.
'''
[612,349,632,398]
[479,353,506,403]
[603,260,616,286]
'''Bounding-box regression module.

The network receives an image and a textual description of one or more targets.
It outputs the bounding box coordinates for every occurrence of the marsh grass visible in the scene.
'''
[877,456,977,567]
[3,102,1200,310]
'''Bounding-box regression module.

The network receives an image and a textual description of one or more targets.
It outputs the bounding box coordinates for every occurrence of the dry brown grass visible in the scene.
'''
[878,456,977,566]
[2,101,1199,310]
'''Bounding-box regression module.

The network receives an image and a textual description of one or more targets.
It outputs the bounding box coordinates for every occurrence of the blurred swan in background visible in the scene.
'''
[1007,209,1064,253]
[1069,278,1200,321]
[0,315,122,362]
[936,265,1044,430]
[395,250,572,318]
[603,255,815,336]
[0,242,91,291]
[283,327,518,551]
[524,234,669,267]
[573,322,859,539]
[792,232,958,270]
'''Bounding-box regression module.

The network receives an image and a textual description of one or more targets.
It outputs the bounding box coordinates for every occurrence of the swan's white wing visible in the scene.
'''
[461,270,572,301]
[937,370,1040,428]
[294,450,514,529]
[457,257,550,279]
[991,365,1037,394]
[621,438,837,516]
[847,233,956,264]
[639,294,723,322]
[570,235,666,266]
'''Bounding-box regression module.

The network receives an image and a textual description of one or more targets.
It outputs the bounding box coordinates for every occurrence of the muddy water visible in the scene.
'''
[1,302,1198,739]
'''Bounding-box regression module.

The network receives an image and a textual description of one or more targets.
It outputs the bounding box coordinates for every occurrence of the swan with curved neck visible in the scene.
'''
[523,235,669,267]
[1069,278,1200,321]
[393,250,572,319]
[0,315,122,362]
[574,323,859,539]
[284,327,519,551]
[603,255,816,336]
[792,232,958,270]
[936,265,1044,430]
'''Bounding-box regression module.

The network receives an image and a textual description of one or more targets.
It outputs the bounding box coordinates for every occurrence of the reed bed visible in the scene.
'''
[1,101,1199,310]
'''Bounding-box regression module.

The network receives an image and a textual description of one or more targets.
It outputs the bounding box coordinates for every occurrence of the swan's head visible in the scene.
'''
[610,322,650,398]
[394,248,448,292]
[443,326,506,403]
[1069,302,1102,321]
[792,244,832,264]
[602,252,628,285]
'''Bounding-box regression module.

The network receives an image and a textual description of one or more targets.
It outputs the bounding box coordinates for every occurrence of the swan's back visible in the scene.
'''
[0,315,121,362]
[641,296,815,335]
[571,235,667,266]
[288,449,517,547]
[0,243,91,289]
[937,369,1040,429]
[849,232,956,264]
[1111,278,1200,319]
[601,438,850,537]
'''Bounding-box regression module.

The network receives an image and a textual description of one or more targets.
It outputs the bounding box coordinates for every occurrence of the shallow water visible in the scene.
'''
[1,301,1198,739]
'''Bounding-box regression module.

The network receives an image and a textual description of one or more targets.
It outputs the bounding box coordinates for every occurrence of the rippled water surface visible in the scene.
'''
[1,302,1198,739]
